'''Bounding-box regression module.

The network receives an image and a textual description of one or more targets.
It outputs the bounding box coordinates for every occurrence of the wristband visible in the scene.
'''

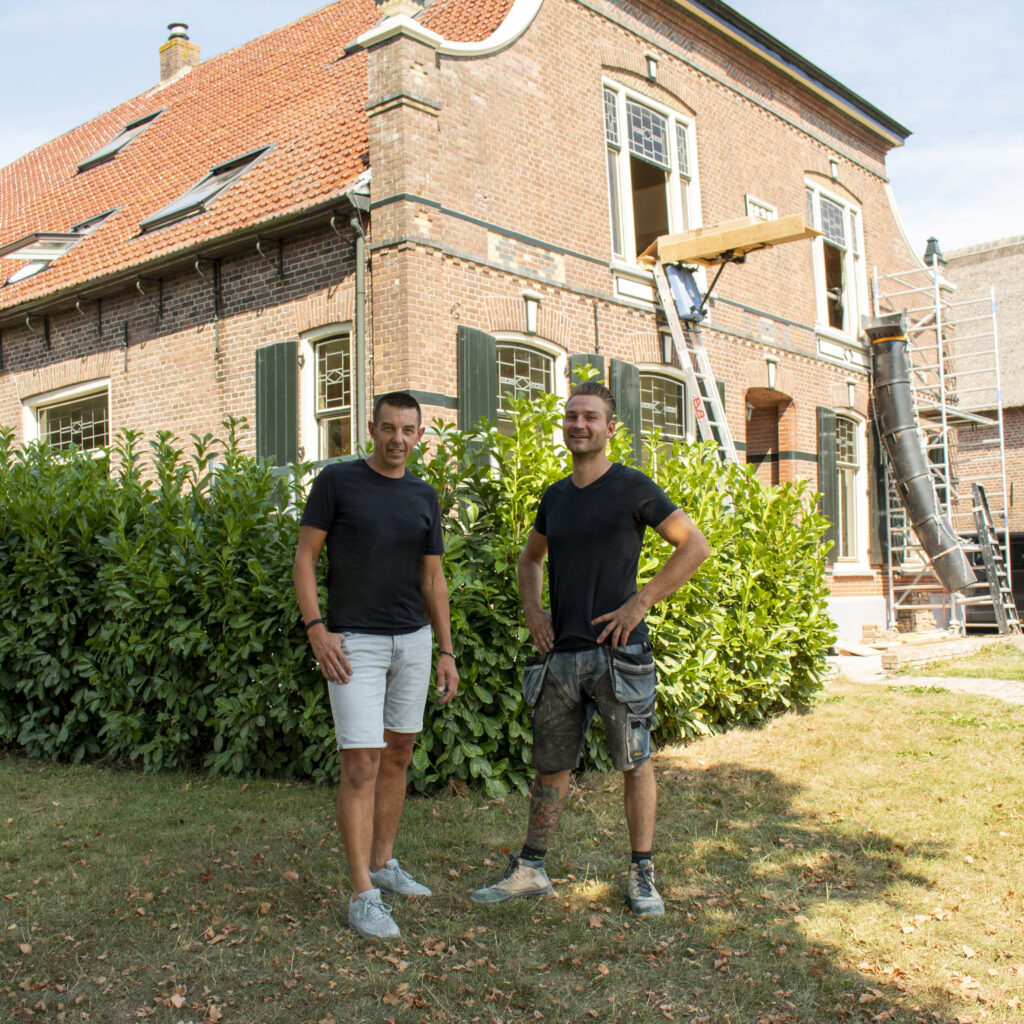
[438,650,455,659]
[304,617,324,631]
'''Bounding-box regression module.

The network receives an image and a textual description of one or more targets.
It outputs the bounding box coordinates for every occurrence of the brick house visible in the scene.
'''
[0,0,928,640]
[943,235,1024,611]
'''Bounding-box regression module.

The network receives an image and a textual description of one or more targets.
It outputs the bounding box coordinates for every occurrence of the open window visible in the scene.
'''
[77,111,162,173]
[604,84,695,263]
[140,147,269,231]
[806,185,865,339]
[1,232,81,284]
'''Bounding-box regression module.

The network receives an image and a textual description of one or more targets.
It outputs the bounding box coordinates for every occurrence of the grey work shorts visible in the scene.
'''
[528,643,658,773]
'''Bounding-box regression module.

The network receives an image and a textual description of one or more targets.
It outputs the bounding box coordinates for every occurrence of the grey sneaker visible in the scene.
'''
[348,888,400,940]
[627,859,664,917]
[369,858,432,897]
[470,853,553,904]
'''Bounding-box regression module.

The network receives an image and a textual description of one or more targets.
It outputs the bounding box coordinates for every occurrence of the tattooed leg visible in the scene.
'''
[525,771,571,852]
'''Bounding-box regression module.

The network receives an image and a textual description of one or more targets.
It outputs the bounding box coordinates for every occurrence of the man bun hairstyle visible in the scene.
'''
[373,391,422,424]
[568,380,616,419]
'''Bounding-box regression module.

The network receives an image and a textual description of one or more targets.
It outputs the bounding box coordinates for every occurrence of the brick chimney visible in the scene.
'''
[160,23,200,82]
[375,0,423,16]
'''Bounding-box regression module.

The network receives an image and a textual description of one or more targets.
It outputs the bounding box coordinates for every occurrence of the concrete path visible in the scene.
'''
[828,653,1024,706]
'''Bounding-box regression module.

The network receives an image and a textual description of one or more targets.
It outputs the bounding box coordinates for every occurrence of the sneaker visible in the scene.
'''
[627,859,664,917]
[348,888,400,940]
[369,858,432,897]
[470,853,553,904]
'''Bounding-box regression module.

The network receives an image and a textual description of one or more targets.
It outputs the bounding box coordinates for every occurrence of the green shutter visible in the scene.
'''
[568,353,606,387]
[255,340,298,466]
[868,419,888,564]
[456,326,498,430]
[609,358,642,464]
[816,406,838,563]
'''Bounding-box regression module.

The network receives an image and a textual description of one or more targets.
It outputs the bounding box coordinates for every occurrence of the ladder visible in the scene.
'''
[651,259,738,463]
[971,483,1021,635]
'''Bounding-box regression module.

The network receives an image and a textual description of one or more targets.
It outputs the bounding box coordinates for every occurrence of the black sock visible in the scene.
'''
[520,843,547,863]
[631,850,652,865]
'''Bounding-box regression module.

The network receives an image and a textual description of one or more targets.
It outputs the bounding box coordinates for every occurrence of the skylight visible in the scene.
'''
[139,147,270,232]
[77,111,162,173]
[1,233,81,285]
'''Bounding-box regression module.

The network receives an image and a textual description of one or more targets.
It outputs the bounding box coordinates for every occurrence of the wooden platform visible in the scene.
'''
[639,214,820,267]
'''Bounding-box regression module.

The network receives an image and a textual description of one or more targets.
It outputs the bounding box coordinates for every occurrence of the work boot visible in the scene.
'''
[470,853,553,904]
[627,859,664,916]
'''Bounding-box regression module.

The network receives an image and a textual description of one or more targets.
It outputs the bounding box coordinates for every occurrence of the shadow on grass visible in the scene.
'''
[440,759,963,1024]
[0,753,979,1024]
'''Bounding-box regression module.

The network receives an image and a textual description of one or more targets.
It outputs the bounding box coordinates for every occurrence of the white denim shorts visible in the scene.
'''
[327,626,432,750]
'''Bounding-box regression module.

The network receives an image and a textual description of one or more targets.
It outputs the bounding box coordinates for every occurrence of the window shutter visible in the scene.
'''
[609,358,642,464]
[816,406,838,563]
[568,353,605,386]
[710,380,727,452]
[867,419,888,564]
[456,326,498,430]
[255,340,298,466]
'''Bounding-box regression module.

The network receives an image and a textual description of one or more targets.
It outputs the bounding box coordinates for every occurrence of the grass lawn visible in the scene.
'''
[898,642,1024,682]
[3,679,1024,1024]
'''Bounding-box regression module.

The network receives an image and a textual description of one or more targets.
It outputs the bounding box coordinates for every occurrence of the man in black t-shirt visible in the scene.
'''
[294,392,458,941]
[472,381,709,916]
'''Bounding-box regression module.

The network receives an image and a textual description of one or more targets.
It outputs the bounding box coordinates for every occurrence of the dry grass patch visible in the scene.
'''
[897,641,1024,682]
[3,679,1023,1023]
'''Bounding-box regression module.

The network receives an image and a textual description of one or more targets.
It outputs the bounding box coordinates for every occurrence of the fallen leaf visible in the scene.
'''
[283,869,300,883]
[588,915,603,929]
[19,943,31,954]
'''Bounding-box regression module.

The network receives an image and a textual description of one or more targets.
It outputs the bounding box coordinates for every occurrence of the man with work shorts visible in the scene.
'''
[471,380,709,916]
[294,391,458,940]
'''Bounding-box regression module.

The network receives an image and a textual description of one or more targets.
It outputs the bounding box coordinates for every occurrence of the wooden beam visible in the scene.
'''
[639,214,820,267]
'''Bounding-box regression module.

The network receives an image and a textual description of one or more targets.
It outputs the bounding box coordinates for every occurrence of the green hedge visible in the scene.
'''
[0,402,834,795]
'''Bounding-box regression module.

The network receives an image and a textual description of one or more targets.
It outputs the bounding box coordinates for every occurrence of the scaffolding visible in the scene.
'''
[871,258,1012,632]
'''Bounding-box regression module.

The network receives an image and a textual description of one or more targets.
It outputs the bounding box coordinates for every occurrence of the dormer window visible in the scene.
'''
[140,147,270,232]
[77,111,162,173]
[1,233,80,285]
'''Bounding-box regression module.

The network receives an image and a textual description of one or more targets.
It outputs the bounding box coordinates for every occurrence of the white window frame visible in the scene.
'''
[831,410,870,574]
[637,365,693,443]
[298,325,354,463]
[806,183,867,346]
[745,194,777,221]
[493,334,566,432]
[603,80,701,280]
[22,378,111,454]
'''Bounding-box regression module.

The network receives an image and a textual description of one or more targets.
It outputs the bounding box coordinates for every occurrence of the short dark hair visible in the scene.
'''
[568,380,616,419]
[373,391,422,424]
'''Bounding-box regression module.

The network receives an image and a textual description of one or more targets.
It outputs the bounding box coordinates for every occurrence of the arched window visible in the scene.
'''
[639,371,688,442]
[496,342,555,432]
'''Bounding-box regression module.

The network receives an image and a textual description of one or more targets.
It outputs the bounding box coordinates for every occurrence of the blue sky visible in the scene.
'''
[2,1,1021,259]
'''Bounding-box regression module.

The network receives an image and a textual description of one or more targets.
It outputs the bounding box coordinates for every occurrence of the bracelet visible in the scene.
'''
[304,617,324,631]
[438,650,455,659]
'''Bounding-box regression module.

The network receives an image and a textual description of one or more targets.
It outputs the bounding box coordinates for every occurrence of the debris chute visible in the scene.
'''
[866,312,975,593]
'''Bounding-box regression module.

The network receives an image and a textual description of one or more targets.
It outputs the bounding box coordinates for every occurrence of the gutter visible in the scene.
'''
[0,190,366,330]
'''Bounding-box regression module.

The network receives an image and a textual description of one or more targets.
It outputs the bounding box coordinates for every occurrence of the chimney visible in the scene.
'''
[375,0,423,16]
[160,23,200,82]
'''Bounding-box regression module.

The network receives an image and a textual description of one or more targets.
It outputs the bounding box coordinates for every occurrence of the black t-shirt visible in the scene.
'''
[300,459,443,634]
[534,463,677,651]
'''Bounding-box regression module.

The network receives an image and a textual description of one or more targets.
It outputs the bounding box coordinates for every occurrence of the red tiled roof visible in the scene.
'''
[0,0,515,315]
[421,0,517,39]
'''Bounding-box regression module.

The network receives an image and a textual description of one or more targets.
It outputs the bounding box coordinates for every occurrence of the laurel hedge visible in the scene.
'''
[0,402,834,795]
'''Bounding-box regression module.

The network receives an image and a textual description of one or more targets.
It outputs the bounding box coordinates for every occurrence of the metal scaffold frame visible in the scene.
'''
[871,258,1013,633]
